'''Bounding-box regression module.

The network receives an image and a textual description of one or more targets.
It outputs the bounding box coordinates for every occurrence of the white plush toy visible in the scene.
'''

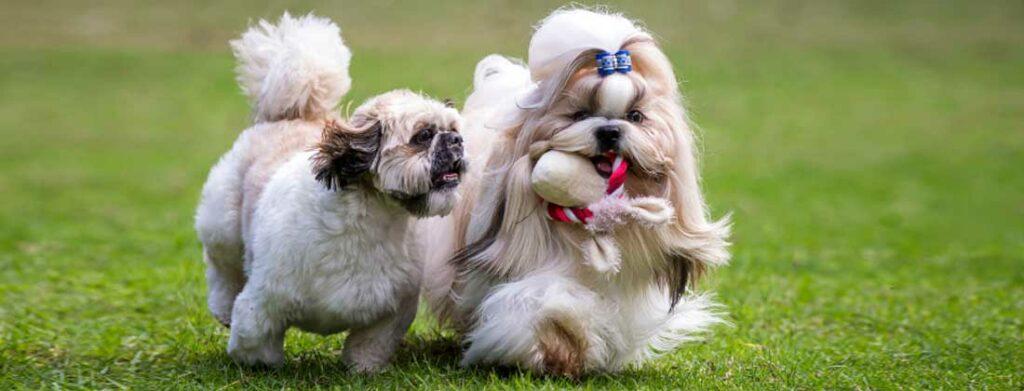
[531,150,675,274]
[531,150,606,206]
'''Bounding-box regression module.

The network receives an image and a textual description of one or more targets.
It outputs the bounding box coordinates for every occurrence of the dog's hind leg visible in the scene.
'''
[195,146,247,327]
[202,248,244,327]
[535,314,589,377]
[462,275,611,377]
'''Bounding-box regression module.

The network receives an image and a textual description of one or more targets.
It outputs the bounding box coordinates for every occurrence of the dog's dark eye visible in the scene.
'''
[626,110,646,123]
[411,127,435,146]
[570,110,591,122]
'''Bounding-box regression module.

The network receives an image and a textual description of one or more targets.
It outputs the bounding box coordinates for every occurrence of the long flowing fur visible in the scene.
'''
[422,8,731,376]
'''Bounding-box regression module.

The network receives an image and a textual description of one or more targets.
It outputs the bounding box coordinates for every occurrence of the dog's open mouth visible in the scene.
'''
[432,172,460,190]
[431,163,464,190]
[590,153,618,179]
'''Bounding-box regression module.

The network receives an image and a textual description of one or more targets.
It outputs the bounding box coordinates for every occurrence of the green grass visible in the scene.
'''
[2,0,1023,389]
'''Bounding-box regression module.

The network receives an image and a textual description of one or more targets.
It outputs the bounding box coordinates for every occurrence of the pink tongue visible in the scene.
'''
[596,161,613,175]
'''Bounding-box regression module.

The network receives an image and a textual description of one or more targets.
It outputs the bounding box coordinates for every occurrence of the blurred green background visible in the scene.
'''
[1,0,1022,389]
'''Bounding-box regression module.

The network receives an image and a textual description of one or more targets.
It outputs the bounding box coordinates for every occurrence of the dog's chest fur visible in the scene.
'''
[248,153,420,334]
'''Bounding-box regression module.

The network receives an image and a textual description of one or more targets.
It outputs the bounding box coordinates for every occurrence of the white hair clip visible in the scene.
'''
[595,50,632,76]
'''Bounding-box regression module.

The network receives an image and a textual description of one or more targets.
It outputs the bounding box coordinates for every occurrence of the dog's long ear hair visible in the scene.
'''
[626,38,731,305]
[452,54,601,280]
[311,115,382,190]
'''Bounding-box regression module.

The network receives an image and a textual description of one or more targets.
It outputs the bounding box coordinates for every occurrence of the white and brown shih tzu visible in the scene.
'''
[421,9,730,376]
[194,13,465,371]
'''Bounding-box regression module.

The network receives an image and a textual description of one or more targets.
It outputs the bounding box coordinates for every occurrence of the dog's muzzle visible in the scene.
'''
[431,132,465,190]
[595,125,621,154]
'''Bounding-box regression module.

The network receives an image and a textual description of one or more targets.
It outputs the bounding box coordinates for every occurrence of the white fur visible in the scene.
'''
[196,14,435,372]
[596,73,635,118]
[231,12,352,122]
[528,8,641,81]
[462,273,724,372]
[461,55,534,161]
[225,152,421,370]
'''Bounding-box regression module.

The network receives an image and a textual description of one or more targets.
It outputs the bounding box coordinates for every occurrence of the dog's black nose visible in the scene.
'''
[595,125,621,152]
[438,132,463,157]
[437,131,462,147]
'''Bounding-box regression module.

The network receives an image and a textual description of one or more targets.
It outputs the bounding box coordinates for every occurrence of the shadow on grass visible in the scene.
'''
[178,332,667,387]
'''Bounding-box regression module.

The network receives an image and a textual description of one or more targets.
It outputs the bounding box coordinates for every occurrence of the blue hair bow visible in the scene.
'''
[595,50,632,76]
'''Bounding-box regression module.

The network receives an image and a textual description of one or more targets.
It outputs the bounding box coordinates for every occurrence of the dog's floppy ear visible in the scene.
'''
[628,37,731,305]
[311,116,383,190]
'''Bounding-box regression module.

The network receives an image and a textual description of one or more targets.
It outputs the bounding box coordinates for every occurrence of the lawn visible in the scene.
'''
[1,0,1022,389]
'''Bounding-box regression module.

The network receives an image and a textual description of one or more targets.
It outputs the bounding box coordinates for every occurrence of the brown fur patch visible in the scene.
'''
[311,118,382,190]
[661,252,707,310]
[536,318,587,378]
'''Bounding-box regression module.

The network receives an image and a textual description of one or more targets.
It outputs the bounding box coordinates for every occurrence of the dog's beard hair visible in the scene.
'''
[451,37,730,313]
[376,146,461,217]
[424,190,460,217]
[375,146,432,197]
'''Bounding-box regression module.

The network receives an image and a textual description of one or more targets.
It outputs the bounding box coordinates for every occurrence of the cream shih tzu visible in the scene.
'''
[421,9,730,376]
[194,13,465,371]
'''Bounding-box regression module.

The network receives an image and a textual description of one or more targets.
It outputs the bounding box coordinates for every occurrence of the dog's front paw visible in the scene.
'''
[344,356,390,374]
[227,334,284,368]
[227,347,284,368]
[349,361,388,374]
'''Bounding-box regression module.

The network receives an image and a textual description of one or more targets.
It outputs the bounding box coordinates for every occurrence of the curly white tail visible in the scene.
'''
[231,12,352,122]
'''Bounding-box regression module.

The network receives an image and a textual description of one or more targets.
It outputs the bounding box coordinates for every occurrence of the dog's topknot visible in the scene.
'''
[231,12,352,122]
[527,8,644,82]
